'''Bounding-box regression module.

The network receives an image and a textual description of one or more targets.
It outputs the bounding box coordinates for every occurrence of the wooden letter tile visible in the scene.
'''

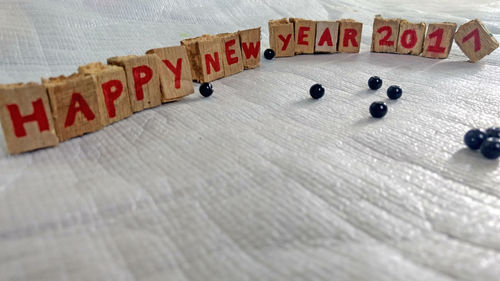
[181,36,204,82]
[454,19,499,63]
[371,16,401,53]
[396,20,426,55]
[107,54,162,112]
[146,46,195,102]
[338,19,363,53]
[239,27,261,69]
[422,22,457,59]
[182,34,226,83]
[198,35,226,82]
[290,18,316,54]
[268,18,295,57]
[216,32,244,76]
[43,74,102,142]
[78,62,132,126]
[0,82,59,154]
[315,20,340,53]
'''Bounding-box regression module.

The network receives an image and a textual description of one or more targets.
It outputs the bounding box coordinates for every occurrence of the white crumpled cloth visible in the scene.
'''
[1,0,500,280]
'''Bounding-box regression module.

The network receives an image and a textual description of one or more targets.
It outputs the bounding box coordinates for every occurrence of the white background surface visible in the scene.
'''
[1,0,500,280]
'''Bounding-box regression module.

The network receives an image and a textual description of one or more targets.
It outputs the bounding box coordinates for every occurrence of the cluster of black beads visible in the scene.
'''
[304,77,404,119]
[464,127,500,160]
[199,59,497,161]
[367,76,403,118]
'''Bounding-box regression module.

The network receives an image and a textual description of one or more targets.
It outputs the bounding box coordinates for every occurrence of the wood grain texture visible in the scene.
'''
[181,36,204,82]
[0,1,500,281]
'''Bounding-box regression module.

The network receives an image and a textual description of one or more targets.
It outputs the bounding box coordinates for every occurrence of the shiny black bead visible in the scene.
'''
[486,127,500,138]
[199,83,213,97]
[368,76,383,90]
[464,129,487,150]
[309,84,325,99]
[369,101,388,118]
[264,49,275,60]
[387,85,403,100]
[480,137,500,160]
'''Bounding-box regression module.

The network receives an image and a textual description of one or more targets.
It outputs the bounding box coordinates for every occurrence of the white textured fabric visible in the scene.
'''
[1,0,500,280]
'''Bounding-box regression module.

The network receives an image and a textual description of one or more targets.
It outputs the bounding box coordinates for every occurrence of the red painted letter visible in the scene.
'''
[278,34,292,51]
[101,80,123,118]
[426,28,445,53]
[241,41,261,59]
[297,26,310,45]
[377,26,394,46]
[132,65,153,101]
[64,93,95,128]
[205,52,221,75]
[317,28,333,46]
[224,39,239,65]
[462,28,481,52]
[343,28,359,47]
[162,58,183,89]
[6,99,50,137]
[400,29,418,49]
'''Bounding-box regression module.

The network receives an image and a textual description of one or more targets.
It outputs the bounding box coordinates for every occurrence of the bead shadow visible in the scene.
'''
[363,52,485,77]
[355,89,378,98]
[175,94,210,104]
[448,147,499,173]
[383,98,400,105]
[425,59,485,75]
[352,116,383,127]
[292,97,325,107]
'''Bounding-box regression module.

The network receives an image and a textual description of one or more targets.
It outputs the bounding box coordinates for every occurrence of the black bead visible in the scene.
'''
[199,83,213,97]
[486,127,500,138]
[480,137,500,160]
[464,129,487,150]
[309,84,325,99]
[387,85,403,100]
[264,49,275,60]
[368,76,383,90]
[369,101,388,118]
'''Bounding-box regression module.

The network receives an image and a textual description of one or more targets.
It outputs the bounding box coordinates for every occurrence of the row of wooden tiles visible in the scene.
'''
[182,28,261,82]
[268,17,498,62]
[0,27,262,154]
